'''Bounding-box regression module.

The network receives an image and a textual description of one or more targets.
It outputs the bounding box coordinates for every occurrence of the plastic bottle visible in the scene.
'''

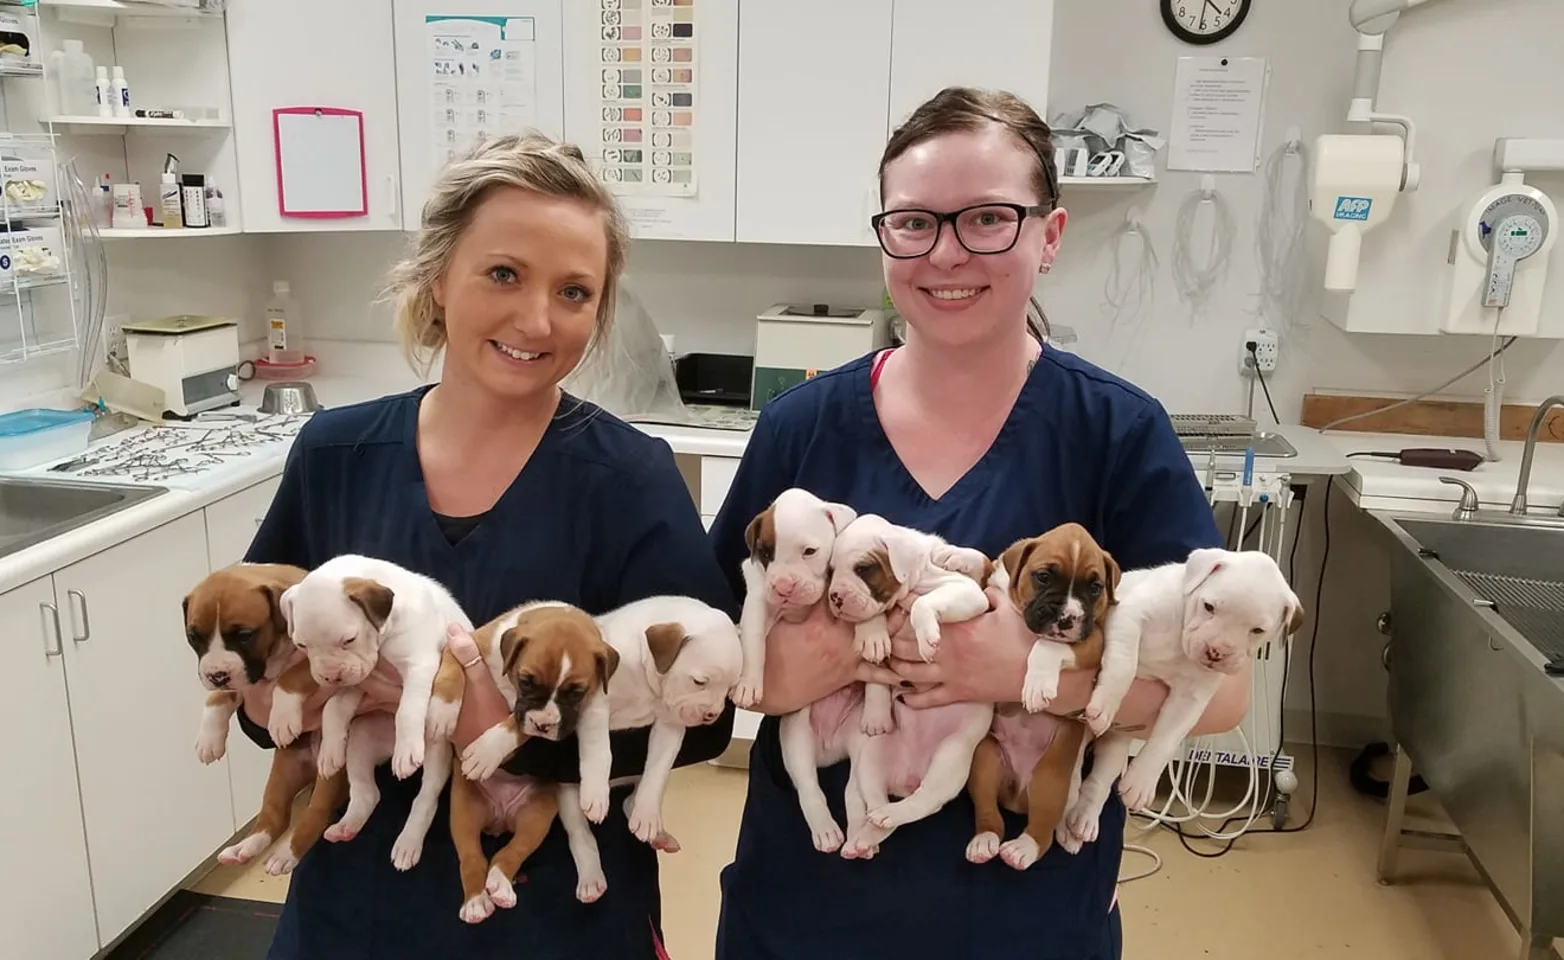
[266,281,306,365]
[204,182,225,228]
[59,40,95,116]
[94,65,111,117]
[110,65,130,118]
[159,172,181,229]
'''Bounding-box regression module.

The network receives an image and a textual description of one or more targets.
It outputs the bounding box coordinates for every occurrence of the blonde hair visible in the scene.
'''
[385,131,630,375]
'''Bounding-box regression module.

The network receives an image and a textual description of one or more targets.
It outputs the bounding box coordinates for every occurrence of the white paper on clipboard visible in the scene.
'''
[274,107,368,217]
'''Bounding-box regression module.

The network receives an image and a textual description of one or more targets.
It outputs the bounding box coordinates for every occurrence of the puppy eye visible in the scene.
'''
[802,546,818,558]
[341,636,355,647]
[694,677,708,687]
[186,629,202,647]
[1251,627,1265,635]
[228,628,254,644]
[1203,601,1216,614]
[1085,581,1103,597]
[1031,569,1051,585]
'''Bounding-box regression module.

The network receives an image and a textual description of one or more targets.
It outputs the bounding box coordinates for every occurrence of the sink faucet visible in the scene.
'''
[1510,395,1564,516]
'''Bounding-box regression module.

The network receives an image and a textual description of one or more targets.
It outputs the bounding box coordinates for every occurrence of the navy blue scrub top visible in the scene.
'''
[240,384,737,960]
[708,347,1222,960]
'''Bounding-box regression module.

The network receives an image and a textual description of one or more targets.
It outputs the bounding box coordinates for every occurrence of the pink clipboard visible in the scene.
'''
[273,106,368,218]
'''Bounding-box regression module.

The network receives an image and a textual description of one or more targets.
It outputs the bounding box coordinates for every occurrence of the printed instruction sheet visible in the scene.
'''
[425,15,540,169]
[594,0,699,198]
[1167,56,1269,173]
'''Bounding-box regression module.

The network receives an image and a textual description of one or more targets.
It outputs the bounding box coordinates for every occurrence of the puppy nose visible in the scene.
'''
[206,671,229,687]
[829,590,842,607]
[1057,614,1077,631]
[1206,649,1226,662]
[775,580,795,597]
[534,719,555,732]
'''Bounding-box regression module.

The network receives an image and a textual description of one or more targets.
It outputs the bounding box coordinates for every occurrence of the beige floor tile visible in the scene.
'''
[188,747,1539,959]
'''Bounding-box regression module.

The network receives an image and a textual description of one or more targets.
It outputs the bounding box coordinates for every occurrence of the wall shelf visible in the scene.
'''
[1058,175,1157,188]
[37,0,221,20]
[42,114,230,134]
[97,225,238,238]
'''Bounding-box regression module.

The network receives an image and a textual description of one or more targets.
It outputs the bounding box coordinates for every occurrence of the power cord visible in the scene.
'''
[1245,341,1281,423]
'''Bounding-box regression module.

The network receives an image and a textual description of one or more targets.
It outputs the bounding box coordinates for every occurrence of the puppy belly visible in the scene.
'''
[991,710,1064,789]
[878,703,983,798]
[474,772,545,835]
[809,685,865,762]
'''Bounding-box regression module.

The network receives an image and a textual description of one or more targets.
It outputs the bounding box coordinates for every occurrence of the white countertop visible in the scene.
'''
[1323,428,1564,515]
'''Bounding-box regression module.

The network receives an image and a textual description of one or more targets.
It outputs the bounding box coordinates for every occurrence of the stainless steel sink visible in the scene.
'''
[0,476,167,560]
[1374,511,1564,959]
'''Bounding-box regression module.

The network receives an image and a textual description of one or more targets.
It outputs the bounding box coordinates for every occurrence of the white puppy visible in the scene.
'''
[734,487,856,708]
[825,512,992,734]
[1061,547,1304,841]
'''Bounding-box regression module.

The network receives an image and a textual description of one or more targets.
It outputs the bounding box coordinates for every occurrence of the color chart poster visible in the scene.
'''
[594,0,699,198]
[425,15,541,170]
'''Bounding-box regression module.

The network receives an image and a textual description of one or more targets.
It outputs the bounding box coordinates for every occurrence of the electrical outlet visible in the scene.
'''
[1240,328,1279,375]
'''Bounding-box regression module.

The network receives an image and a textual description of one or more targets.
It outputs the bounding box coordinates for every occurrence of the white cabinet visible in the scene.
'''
[561,0,739,242]
[0,577,99,960]
[225,0,404,232]
[393,0,567,229]
[734,0,892,247]
[887,0,1054,135]
[55,512,235,946]
[201,477,283,827]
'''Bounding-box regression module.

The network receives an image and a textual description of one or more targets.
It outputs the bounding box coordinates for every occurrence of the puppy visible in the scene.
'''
[826,512,992,734]
[965,523,1120,870]
[1068,548,1305,828]
[990,522,1121,715]
[440,602,616,922]
[735,487,856,708]
[182,563,345,876]
[559,594,743,882]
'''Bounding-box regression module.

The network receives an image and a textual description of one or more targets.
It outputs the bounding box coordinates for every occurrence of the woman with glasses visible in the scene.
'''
[708,86,1242,959]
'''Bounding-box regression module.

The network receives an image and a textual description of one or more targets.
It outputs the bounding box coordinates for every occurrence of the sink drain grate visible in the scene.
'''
[1453,570,1564,660]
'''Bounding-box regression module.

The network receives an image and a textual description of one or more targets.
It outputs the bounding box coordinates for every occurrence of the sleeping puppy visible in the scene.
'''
[438,602,616,922]
[735,487,856,708]
[278,554,474,870]
[561,594,743,882]
[1065,548,1304,831]
[183,563,347,875]
[826,512,992,735]
[965,523,1121,870]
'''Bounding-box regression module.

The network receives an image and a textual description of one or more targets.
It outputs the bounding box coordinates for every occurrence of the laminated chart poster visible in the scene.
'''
[594,0,699,198]
[425,15,540,169]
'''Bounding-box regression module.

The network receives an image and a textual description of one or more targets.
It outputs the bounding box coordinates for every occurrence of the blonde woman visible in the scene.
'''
[236,133,734,958]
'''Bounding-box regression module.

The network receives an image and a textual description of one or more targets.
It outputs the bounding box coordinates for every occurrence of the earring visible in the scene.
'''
[1040,262,1053,274]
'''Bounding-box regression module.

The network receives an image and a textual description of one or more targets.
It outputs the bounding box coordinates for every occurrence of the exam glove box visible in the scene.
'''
[0,224,65,284]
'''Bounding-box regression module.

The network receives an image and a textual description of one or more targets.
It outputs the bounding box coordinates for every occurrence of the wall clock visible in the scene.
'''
[1161,0,1251,45]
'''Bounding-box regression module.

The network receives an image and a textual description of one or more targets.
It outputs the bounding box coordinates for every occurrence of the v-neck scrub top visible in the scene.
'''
[239,384,737,960]
[709,347,1222,960]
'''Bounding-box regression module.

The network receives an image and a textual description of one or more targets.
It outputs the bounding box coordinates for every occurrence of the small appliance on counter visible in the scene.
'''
[674,352,753,408]
[751,302,888,410]
[122,314,242,418]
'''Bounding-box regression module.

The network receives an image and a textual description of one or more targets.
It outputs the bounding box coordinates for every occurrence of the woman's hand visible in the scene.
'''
[239,650,403,735]
[750,600,873,716]
[446,623,515,753]
[872,587,1034,707]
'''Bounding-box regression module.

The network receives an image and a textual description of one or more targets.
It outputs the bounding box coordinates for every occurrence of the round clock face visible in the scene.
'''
[1162,0,1250,44]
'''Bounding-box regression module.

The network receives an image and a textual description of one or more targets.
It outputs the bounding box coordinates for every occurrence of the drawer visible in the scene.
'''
[699,456,740,516]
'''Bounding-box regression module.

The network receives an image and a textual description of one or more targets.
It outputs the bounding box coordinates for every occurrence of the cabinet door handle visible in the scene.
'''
[39,601,63,658]
[66,588,90,643]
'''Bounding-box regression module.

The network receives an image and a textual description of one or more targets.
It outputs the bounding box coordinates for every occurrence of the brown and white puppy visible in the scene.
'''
[441,601,619,919]
[825,512,992,734]
[735,487,856,707]
[965,522,1121,871]
[990,522,1122,715]
[182,563,346,875]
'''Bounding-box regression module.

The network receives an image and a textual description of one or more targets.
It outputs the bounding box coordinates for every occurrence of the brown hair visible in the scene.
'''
[877,86,1059,343]
[384,131,631,376]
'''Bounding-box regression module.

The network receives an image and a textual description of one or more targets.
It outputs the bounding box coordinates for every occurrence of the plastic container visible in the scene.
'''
[0,407,94,470]
[111,64,130,118]
[265,280,306,365]
[94,65,111,116]
[58,39,95,116]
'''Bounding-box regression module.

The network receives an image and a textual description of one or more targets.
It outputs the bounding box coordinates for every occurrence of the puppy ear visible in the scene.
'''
[1283,589,1306,635]
[885,532,928,588]
[499,626,527,677]
[1182,548,1226,596]
[343,577,394,630]
[822,502,857,536]
[278,584,298,636]
[644,622,690,675]
[743,508,768,558]
[181,593,191,624]
[257,582,289,636]
[595,642,621,693]
[1101,549,1122,606]
[998,538,1038,583]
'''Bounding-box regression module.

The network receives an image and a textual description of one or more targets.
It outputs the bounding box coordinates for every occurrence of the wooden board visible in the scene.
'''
[1300,393,1564,443]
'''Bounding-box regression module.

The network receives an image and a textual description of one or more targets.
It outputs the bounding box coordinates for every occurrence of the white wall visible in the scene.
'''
[7,0,1562,746]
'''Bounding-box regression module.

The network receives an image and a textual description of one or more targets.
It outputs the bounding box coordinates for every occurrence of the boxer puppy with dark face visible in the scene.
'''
[965,522,1120,871]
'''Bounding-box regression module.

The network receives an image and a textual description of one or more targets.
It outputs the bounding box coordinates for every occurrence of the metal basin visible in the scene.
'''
[0,476,167,560]
[1177,430,1298,458]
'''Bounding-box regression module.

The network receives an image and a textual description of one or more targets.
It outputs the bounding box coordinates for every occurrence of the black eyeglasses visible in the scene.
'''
[870,202,1052,259]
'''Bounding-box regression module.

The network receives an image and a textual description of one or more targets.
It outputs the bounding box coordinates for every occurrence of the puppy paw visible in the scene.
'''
[459,725,514,782]
[392,735,424,779]
[811,821,845,854]
[966,831,1002,864]
[627,800,663,846]
[425,697,461,741]
[1118,767,1160,812]
[912,615,942,663]
[865,803,908,831]
[195,726,227,765]
[731,674,763,710]
[264,849,300,876]
[860,702,895,737]
[317,736,348,779]
[1000,835,1043,870]
[576,871,607,904]
[459,893,495,924]
[1082,696,1115,736]
[651,829,682,854]
[1020,669,1057,714]
[218,831,273,866]
[578,779,611,825]
[840,823,888,860]
[485,866,518,909]
[858,622,892,663]
[1065,799,1104,846]
[390,832,424,871]
[1055,822,1084,855]
[268,697,304,749]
